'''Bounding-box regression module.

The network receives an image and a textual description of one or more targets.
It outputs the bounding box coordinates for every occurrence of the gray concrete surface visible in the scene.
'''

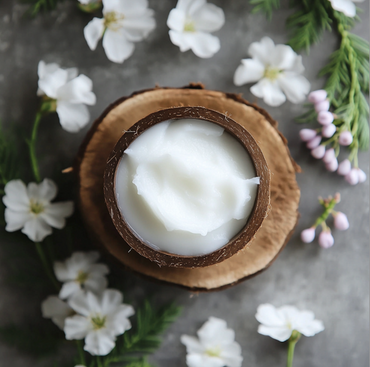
[0,1,368,366]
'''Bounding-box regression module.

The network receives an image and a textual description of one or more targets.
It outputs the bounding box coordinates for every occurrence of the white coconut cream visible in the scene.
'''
[115,119,259,256]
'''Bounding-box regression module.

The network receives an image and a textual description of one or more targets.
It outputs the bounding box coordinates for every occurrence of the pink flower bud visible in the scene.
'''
[317,111,334,125]
[325,158,338,172]
[322,124,336,138]
[315,99,330,113]
[338,131,353,146]
[311,145,326,159]
[345,168,359,185]
[356,168,367,183]
[337,159,351,176]
[299,129,317,142]
[334,212,349,231]
[308,90,327,104]
[301,227,316,243]
[307,135,322,149]
[322,148,335,163]
[318,230,334,249]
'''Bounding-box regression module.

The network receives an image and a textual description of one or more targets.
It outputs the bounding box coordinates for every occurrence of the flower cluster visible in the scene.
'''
[300,90,366,185]
[42,251,134,356]
[301,193,349,249]
[234,37,310,107]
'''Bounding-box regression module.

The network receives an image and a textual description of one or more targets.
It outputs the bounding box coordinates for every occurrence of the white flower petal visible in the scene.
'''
[84,275,108,295]
[288,55,305,74]
[167,8,186,32]
[54,261,72,282]
[27,182,40,200]
[38,178,58,201]
[84,18,105,51]
[42,201,74,229]
[68,291,100,316]
[248,37,275,66]
[38,66,68,99]
[169,30,191,52]
[100,289,123,313]
[198,317,234,345]
[88,263,110,276]
[187,0,207,16]
[21,217,52,242]
[66,67,79,81]
[250,79,286,107]
[4,209,31,232]
[181,335,205,353]
[41,295,72,330]
[221,343,243,367]
[59,281,81,300]
[38,60,59,80]
[329,0,356,17]
[187,353,224,367]
[3,180,30,211]
[56,101,90,133]
[258,325,292,342]
[122,13,156,41]
[192,3,225,33]
[57,75,96,105]
[84,328,116,356]
[270,44,297,70]
[255,304,286,327]
[107,305,134,335]
[64,315,92,340]
[102,29,135,63]
[185,32,220,58]
[297,319,325,337]
[113,0,151,16]
[177,0,204,13]
[233,59,265,86]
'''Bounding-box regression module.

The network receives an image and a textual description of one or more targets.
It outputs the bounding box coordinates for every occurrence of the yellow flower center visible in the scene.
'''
[91,315,106,330]
[76,270,88,284]
[104,11,125,31]
[30,200,44,215]
[264,67,281,81]
[184,20,196,32]
[41,96,57,112]
[205,346,221,358]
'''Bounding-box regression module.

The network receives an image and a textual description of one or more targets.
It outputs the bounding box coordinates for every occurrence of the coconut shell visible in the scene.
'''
[76,84,300,291]
[104,106,270,268]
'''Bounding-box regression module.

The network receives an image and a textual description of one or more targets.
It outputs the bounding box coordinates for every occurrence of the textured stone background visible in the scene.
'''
[0,1,368,366]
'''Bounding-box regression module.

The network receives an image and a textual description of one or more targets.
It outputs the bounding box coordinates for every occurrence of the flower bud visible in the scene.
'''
[356,168,367,183]
[308,90,327,104]
[337,159,351,176]
[315,100,330,113]
[345,169,359,185]
[322,124,336,138]
[301,227,316,243]
[334,212,349,231]
[311,145,325,159]
[299,129,317,142]
[317,111,334,125]
[322,148,335,163]
[318,230,334,249]
[325,158,338,172]
[307,135,322,149]
[338,131,353,146]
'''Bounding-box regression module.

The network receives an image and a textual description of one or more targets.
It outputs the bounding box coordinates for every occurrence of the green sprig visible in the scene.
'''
[249,0,281,20]
[22,0,66,17]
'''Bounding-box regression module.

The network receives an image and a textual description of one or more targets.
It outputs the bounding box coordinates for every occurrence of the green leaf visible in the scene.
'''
[21,0,66,17]
[249,0,281,20]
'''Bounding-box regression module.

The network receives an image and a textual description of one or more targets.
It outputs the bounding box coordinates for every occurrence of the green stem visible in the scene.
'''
[313,197,338,228]
[35,242,59,291]
[76,340,86,366]
[287,331,301,367]
[97,356,103,367]
[29,111,43,183]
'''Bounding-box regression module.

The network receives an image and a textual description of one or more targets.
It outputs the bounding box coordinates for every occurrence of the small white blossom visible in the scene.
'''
[234,37,310,107]
[181,317,243,367]
[54,251,109,300]
[256,304,324,342]
[328,0,364,18]
[38,61,96,132]
[3,179,74,242]
[167,0,225,58]
[64,289,135,356]
[41,295,74,330]
[83,0,156,64]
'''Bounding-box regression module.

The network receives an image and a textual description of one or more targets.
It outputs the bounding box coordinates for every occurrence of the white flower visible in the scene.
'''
[181,317,243,367]
[54,251,109,300]
[3,179,74,242]
[64,289,135,356]
[256,304,324,342]
[167,0,225,58]
[233,37,311,107]
[38,61,96,133]
[41,295,74,329]
[328,0,364,18]
[83,0,156,64]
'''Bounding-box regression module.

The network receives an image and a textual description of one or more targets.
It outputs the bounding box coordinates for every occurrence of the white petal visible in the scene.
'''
[3,180,30,211]
[250,79,286,106]
[180,335,204,353]
[255,304,286,327]
[258,325,292,342]
[167,8,186,32]
[329,0,356,17]
[185,32,220,58]
[107,305,134,335]
[56,101,90,133]
[187,0,207,16]
[41,295,72,329]
[103,0,124,13]
[59,281,81,300]
[38,178,58,202]
[4,209,31,232]
[57,75,96,105]
[169,30,191,52]
[22,217,52,242]
[102,29,135,63]
[270,44,297,70]
[122,12,156,41]
[84,18,105,51]
[68,291,100,316]
[84,275,108,295]
[278,74,310,104]
[100,289,123,313]
[176,0,204,13]
[297,318,324,337]
[64,315,91,340]
[248,37,275,66]
[187,354,224,367]
[66,67,79,81]
[233,59,264,86]
[38,66,68,99]
[42,201,74,229]
[88,263,110,277]
[288,55,305,74]
[192,3,225,33]
[84,329,116,356]
[198,317,235,345]
[110,0,150,16]
[220,342,243,367]
[27,182,40,200]
[54,262,71,282]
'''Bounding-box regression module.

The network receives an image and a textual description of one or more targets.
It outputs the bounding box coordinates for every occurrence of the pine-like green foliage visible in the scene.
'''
[249,0,280,20]
[287,0,332,53]
[22,0,66,17]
